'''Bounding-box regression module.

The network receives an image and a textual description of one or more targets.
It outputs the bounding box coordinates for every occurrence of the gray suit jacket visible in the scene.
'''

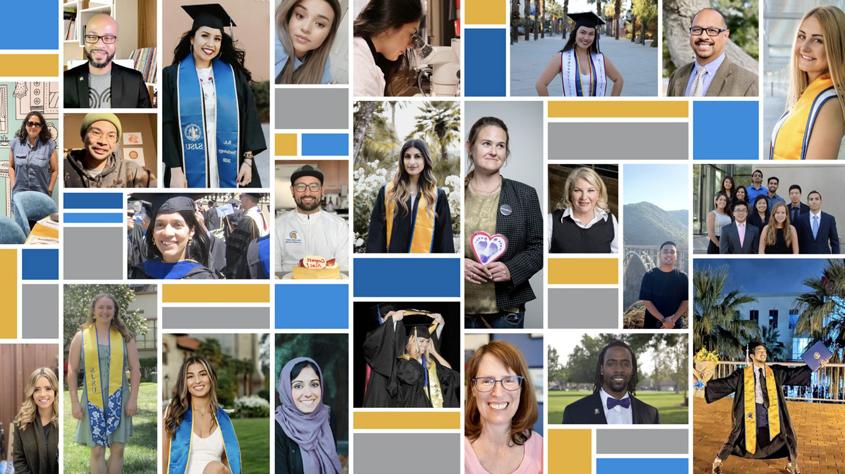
[719,222,759,254]
[667,57,758,97]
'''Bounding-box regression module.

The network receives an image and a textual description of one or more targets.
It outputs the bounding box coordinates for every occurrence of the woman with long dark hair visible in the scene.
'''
[275,0,342,84]
[353,0,422,96]
[366,139,454,253]
[12,368,59,474]
[67,294,141,474]
[9,111,58,197]
[163,4,266,188]
[536,11,623,96]
[748,195,770,238]
[132,196,219,279]
[164,355,241,474]
[706,192,731,254]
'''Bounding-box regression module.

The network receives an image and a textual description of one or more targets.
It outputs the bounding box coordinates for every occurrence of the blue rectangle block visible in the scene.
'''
[597,458,688,474]
[22,249,58,280]
[353,258,460,297]
[693,101,758,159]
[0,2,58,50]
[63,193,125,210]
[301,133,349,156]
[276,284,348,329]
[465,29,506,97]
[63,213,124,224]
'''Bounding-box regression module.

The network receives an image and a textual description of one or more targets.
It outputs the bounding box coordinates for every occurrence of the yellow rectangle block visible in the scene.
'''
[354,411,460,430]
[275,133,298,156]
[0,54,59,77]
[162,284,270,303]
[465,0,506,24]
[548,258,618,285]
[0,250,18,338]
[549,429,591,474]
[548,101,688,118]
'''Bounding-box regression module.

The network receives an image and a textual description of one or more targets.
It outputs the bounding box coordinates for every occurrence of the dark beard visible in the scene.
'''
[86,49,115,69]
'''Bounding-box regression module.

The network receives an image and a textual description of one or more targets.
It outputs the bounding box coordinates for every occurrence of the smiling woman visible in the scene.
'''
[547,167,618,254]
[275,0,342,84]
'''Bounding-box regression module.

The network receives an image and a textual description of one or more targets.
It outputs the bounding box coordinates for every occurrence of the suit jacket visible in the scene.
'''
[562,392,660,424]
[13,422,58,474]
[796,211,840,254]
[786,202,810,222]
[720,222,759,254]
[64,62,152,108]
[666,56,758,97]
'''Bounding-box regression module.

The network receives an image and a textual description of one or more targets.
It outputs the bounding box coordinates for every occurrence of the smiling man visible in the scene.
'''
[562,340,659,424]
[666,8,757,96]
[64,113,156,188]
[64,14,151,108]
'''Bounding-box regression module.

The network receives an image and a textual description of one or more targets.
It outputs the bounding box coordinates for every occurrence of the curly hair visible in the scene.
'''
[14,367,59,431]
[15,111,52,145]
[172,25,252,82]
[593,340,638,396]
[164,356,220,434]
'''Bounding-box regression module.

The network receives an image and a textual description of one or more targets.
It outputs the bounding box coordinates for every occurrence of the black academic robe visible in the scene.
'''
[366,186,454,253]
[705,365,811,461]
[396,357,459,408]
[13,422,59,474]
[161,63,266,188]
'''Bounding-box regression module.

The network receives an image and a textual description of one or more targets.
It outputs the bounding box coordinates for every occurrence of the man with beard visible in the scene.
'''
[64,14,151,108]
[563,340,659,424]
[275,165,349,277]
[746,169,767,205]
[766,176,786,209]
[666,8,757,97]
[705,342,813,474]
[638,241,689,329]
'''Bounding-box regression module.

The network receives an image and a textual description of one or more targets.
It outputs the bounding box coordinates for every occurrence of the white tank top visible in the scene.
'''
[185,427,224,474]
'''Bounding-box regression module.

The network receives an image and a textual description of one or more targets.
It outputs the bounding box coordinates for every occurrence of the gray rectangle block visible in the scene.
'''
[64,227,124,280]
[163,307,269,329]
[548,288,618,329]
[22,284,59,338]
[597,429,689,454]
[354,433,460,474]
[275,89,348,130]
[548,123,688,159]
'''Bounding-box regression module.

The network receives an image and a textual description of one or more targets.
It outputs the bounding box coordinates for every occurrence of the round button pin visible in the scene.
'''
[500,204,512,216]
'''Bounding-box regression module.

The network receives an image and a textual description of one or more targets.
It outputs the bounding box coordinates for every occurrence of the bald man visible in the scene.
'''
[64,13,151,108]
[666,8,757,97]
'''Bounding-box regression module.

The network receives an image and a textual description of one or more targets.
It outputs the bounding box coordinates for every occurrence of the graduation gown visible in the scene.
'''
[395,357,459,408]
[705,365,811,460]
[366,186,454,253]
[162,63,266,188]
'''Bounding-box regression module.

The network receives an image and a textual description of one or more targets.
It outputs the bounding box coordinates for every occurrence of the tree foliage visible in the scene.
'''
[693,267,760,359]
[63,285,149,349]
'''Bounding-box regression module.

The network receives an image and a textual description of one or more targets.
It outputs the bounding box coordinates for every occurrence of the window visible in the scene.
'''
[749,310,759,322]
[769,309,779,328]
[789,309,799,330]
[792,337,811,360]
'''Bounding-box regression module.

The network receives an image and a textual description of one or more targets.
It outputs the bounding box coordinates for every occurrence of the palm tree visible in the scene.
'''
[614,0,622,39]
[406,101,460,164]
[694,267,760,360]
[524,0,530,41]
[760,325,787,361]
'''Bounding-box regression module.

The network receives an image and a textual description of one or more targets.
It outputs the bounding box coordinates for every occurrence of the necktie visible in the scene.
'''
[791,207,799,223]
[812,215,820,239]
[691,69,707,96]
[738,224,745,248]
[607,397,631,409]
[758,368,769,408]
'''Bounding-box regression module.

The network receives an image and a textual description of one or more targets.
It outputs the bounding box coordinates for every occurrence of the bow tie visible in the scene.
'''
[606,397,631,410]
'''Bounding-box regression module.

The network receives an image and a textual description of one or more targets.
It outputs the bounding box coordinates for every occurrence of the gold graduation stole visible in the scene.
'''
[83,325,124,446]
[399,319,444,408]
[742,365,781,454]
[385,182,435,253]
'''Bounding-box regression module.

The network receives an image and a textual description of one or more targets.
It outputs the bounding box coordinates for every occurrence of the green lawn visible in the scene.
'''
[64,382,157,473]
[548,390,688,425]
[232,417,270,474]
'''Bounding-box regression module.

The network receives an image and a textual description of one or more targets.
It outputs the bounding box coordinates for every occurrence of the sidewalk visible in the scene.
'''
[510,35,658,96]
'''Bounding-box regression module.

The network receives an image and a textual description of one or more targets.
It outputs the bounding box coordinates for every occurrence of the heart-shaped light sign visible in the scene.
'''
[471,231,508,265]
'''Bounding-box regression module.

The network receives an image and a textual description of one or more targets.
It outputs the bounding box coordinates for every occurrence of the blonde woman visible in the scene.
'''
[12,368,59,474]
[67,293,141,474]
[274,0,342,84]
[759,202,799,254]
[770,5,845,159]
[547,166,618,253]
[366,139,455,253]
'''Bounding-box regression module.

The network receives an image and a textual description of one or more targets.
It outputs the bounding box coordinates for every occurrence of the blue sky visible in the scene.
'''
[694,259,830,295]
[624,164,688,210]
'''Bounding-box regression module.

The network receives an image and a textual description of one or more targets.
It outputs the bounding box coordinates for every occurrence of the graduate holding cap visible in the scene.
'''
[535,11,624,96]
[163,3,267,189]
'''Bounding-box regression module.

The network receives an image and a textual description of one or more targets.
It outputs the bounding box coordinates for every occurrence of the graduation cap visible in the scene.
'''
[155,195,197,215]
[182,3,236,36]
[801,341,833,372]
[567,11,605,29]
[401,311,437,339]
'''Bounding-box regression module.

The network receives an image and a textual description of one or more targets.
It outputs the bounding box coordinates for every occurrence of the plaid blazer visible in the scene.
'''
[493,178,544,310]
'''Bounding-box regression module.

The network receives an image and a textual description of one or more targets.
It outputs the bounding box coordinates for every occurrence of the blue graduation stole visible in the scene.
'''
[257,234,270,278]
[168,407,241,474]
[177,54,241,187]
[143,260,203,279]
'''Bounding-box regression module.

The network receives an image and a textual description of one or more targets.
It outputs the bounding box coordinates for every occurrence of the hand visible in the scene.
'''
[431,313,444,326]
[170,168,187,188]
[125,399,138,417]
[237,161,253,186]
[661,318,675,329]
[465,258,492,284]
[386,310,404,321]
[486,262,511,282]
[72,402,83,420]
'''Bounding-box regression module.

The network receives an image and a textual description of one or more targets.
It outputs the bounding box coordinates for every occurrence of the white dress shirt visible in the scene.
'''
[545,207,620,253]
[599,388,633,424]
[275,208,349,274]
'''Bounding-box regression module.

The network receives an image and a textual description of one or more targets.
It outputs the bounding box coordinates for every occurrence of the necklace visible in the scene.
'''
[469,175,502,195]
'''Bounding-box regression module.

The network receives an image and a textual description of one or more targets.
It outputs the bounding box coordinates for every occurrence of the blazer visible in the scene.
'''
[490,178,544,311]
[786,202,810,222]
[719,222,759,254]
[796,211,841,254]
[562,392,660,424]
[64,62,152,108]
[666,57,758,97]
[12,421,59,474]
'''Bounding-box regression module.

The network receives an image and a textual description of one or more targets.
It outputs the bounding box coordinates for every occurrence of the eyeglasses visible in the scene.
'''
[84,34,117,44]
[689,27,727,37]
[26,121,43,128]
[293,183,322,192]
[472,375,524,392]
[87,127,118,143]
